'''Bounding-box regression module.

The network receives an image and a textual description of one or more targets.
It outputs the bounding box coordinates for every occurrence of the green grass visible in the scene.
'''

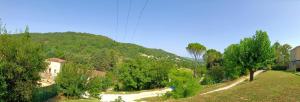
[180,71,300,102]
[138,78,239,101]
[141,71,300,102]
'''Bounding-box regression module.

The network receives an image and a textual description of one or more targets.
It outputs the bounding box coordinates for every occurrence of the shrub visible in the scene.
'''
[202,66,225,85]
[114,57,174,91]
[87,76,113,97]
[55,63,89,98]
[167,69,201,98]
[272,65,288,70]
[32,85,58,102]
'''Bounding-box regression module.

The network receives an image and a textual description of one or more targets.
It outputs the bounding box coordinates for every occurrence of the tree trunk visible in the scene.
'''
[249,70,255,81]
[193,55,197,78]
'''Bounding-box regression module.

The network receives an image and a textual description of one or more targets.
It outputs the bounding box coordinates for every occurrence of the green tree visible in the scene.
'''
[0,27,46,101]
[55,62,89,98]
[186,43,206,77]
[239,30,273,81]
[223,44,245,79]
[272,42,282,64]
[281,44,292,66]
[203,49,222,69]
[91,49,120,71]
[114,57,173,91]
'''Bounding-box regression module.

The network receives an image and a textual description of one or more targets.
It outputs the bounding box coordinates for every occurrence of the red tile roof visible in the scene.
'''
[47,58,65,63]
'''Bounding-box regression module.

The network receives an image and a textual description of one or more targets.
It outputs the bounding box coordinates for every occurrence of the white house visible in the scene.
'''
[46,58,65,79]
[39,58,65,87]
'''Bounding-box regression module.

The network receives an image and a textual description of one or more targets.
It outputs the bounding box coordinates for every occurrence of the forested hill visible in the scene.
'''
[16,32,193,70]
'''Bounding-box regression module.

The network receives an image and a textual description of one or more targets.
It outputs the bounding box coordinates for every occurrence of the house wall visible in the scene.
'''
[291,47,300,61]
[48,61,62,78]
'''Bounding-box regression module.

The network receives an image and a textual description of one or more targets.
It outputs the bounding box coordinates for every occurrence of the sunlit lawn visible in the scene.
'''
[141,71,300,102]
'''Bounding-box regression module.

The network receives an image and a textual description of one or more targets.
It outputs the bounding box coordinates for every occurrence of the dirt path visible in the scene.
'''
[99,70,264,101]
[99,88,172,102]
[200,70,264,95]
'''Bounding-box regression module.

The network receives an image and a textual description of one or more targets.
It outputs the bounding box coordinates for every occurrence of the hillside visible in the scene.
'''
[17,32,193,70]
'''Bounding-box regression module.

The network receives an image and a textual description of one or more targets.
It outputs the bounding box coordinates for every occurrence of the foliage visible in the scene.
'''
[223,44,247,79]
[186,43,207,77]
[91,49,120,71]
[272,42,292,69]
[87,76,113,97]
[55,62,89,98]
[183,71,300,102]
[114,57,174,91]
[167,68,201,98]
[202,66,225,85]
[239,30,273,81]
[32,85,58,102]
[0,28,46,101]
[223,30,273,81]
[203,49,223,69]
[19,32,193,71]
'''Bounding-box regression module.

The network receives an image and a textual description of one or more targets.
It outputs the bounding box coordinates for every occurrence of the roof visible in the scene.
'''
[292,46,300,51]
[47,58,65,63]
[89,70,106,77]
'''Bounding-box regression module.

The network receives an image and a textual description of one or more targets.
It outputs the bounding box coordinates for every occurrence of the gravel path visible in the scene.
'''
[99,88,172,102]
[200,70,264,95]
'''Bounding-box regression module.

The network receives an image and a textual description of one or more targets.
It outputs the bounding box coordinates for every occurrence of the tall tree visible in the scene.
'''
[281,44,292,66]
[272,42,282,64]
[272,42,292,66]
[203,49,222,69]
[239,30,273,81]
[186,43,206,77]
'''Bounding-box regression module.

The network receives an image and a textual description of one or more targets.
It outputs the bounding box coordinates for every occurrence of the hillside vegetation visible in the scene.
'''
[14,32,193,71]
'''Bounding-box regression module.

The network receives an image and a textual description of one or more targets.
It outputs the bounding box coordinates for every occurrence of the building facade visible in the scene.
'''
[289,46,300,71]
[39,58,65,87]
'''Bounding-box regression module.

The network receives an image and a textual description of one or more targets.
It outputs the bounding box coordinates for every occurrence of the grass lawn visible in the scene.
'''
[141,71,300,102]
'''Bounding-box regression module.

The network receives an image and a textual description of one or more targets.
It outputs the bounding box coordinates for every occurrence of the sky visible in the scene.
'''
[1,0,300,57]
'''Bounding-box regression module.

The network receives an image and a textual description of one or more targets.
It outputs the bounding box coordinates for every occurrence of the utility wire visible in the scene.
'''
[115,0,119,41]
[131,0,150,42]
[124,0,132,41]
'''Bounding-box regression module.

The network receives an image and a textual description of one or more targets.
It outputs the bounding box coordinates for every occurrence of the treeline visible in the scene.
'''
[23,32,194,71]
[193,30,292,86]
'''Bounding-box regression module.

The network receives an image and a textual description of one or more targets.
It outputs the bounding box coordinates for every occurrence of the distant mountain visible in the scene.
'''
[14,32,193,70]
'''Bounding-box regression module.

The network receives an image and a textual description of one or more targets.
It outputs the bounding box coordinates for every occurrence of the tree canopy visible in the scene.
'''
[0,28,46,101]
[186,43,206,77]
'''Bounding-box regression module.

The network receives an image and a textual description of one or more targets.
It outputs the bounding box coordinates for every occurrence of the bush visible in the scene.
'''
[167,69,201,98]
[32,85,58,102]
[87,76,113,97]
[55,63,89,98]
[114,57,174,91]
[202,66,225,85]
[272,65,288,70]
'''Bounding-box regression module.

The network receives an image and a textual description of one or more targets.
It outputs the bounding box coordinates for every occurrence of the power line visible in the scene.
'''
[123,0,132,41]
[115,0,119,41]
[131,0,150,42]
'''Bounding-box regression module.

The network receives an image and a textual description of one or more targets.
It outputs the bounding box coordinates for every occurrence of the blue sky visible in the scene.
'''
[1,0,300,57]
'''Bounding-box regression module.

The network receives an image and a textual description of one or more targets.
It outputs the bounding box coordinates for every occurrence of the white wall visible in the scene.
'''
[48,62,61,78]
